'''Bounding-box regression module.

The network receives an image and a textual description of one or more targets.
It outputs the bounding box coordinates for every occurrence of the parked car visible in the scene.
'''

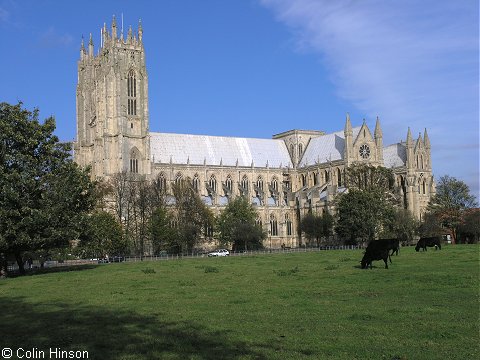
[208,249,230,257]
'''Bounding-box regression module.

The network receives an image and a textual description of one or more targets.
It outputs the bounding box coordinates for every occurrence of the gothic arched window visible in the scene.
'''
[285,214,292,236]
[225,175,232,191]
[298,143,304,159]
[241,175,249,192]
[271,177,278,191]
[129,148,139,173]
[270,214,278,236]
[209,175,217,193]
[175,172,184,185]
[301,174,306,187]
[157,173,166,191]
[337,168,342,187]
[256,176,264,191]
[127,70,137,116]
[192,174,200,192]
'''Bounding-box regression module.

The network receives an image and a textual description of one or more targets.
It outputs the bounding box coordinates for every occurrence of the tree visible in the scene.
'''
[150,206,177,254]
[345,163,396,201]
[0,102,95,276]
[300,213,322,246]
[217,196,265,251]
[78,211,127,258]
[335,164,399,245]
[457,208,480,243]
[171,181,214,253]
[300,212,335,246]
[382,208,418,245]
[427,175,477,243]
[335,188,394,245]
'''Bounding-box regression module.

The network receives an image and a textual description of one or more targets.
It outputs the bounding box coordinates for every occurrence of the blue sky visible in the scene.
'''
[0,0,478,199]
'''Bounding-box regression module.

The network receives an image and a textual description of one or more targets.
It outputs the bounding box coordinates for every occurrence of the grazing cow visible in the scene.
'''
[415,237,442,252]
[361,239,393,269]
[378,238,400,259]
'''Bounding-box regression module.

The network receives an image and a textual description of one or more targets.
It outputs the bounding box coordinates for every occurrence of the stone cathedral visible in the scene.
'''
[74,19,435,248]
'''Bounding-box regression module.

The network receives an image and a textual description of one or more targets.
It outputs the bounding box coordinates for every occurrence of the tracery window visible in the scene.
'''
[157,173,166,191]
[298,143,304,159]
[270,214,278,236]
[337,168,342,187]
[271,177,278,191]
[175,172,184,185]
[225,175,232,191]
[209,175,217,193]
[127,70,137,116]
[241,175,249,192]
[192,174,200,192]
[129,149,139,173]
[285,214,292,236]
[256,176,264,191]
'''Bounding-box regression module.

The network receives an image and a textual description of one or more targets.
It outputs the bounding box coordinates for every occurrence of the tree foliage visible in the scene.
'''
[0,102,95,276]
[427,175,477,243]
[217,196,265,251]
[78,211,127,258]
[381,208,419,245]
[171,181,214,253]
[457,209,480,243]
[336,164,399,244]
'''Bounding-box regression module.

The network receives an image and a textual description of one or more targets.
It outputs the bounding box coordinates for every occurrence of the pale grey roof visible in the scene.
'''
[299,127,361,167]
[383,143,407,168]
[150,132,293,168]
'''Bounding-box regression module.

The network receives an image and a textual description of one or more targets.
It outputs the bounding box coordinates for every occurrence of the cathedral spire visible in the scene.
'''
[415,132,423,150]
[138,19,143,43]
[374,116,382,138]
[88,33,94,56]
[344,113,352,134]
[80,36,85,60]
[127,25,133,43]
[112,15,117,39]
[424,128,431,149]
[406,127,413,147]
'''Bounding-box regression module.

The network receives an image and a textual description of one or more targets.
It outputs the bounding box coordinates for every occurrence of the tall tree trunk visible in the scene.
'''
[15,251,25,275]
[0,253,8,278]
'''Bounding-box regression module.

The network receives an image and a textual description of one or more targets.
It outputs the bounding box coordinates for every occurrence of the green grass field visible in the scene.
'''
[1,245,478,360]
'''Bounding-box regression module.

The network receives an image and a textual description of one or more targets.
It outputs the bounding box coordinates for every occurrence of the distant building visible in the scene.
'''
[74,19,434,248]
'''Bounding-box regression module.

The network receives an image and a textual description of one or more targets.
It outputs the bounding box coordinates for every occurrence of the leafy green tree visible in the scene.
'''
[172,181,214,253]
[217,196,265,250]
[427,175,477,243]
[0,102,95,276]
[336,188,394,245]
[345,163,396,201]
[150,206,177,254]
[382,208,418,245]
[418,212,444,238]
[458,208,480,243]
[78,211,127,258]
[300,213,322,246]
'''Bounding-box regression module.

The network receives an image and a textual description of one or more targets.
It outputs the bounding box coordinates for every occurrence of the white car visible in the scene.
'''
[208,249,230,257]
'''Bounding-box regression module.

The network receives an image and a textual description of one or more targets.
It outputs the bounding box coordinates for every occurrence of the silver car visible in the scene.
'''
[208,249,230,257]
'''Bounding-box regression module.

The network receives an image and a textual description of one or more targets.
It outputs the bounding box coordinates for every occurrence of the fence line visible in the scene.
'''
[7,245,361,272]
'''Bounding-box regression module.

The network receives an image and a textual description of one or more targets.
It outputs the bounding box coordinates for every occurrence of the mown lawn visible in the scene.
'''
[0,245,478,360]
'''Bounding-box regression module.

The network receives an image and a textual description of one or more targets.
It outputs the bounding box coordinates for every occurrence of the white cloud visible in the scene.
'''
[0,6,9,23]
[261,0,479,198]
[38,26,73,48]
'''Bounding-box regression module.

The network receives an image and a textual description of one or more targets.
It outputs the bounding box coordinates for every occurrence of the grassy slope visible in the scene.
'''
[0,245,478,360]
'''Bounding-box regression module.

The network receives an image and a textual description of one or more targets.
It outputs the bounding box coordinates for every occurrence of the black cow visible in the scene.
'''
[415,236,442,251]
[361,239,394,269]
[379,238,400,259]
